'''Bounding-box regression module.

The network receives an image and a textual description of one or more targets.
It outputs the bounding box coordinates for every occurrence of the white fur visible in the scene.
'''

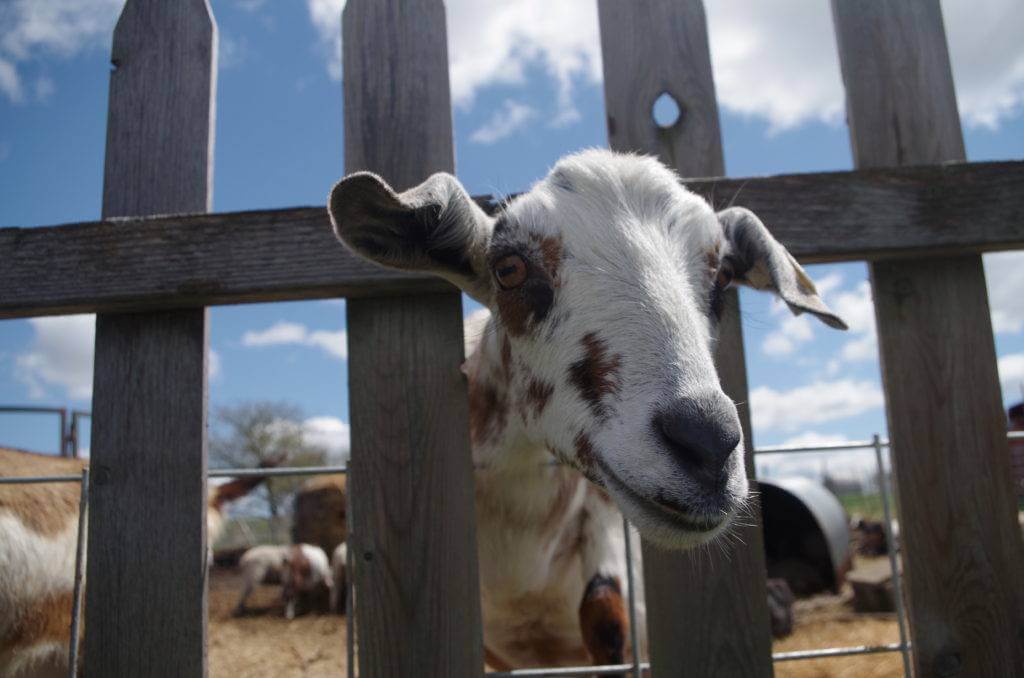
[0,514,78,677]
[234,543,332,619]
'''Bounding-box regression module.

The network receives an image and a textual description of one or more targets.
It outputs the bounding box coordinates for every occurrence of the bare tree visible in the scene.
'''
[211,401,327,543]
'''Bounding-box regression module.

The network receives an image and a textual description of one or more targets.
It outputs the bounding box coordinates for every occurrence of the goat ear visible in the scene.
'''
[717,207,848,330]
[328,171,492,301]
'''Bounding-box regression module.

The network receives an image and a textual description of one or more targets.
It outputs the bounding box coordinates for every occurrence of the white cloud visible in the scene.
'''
[999,353,1024,403]
[704,1,844,134]
[470,99,536,144]
[751,379,885,432]
[703,0,1024,133]
[15,314,96,400]
[942,0,1024,129]
[984,252,1024,335]
[828,280,878,364]
[762,314,814,356]
[242,321,307,346]
[0,0,122,103]
[306,0,343,79]
[0,57,23,102]
[241,321,347,360]
[14,315,226,400]
[303,416,350,462]
[305,0,601,126]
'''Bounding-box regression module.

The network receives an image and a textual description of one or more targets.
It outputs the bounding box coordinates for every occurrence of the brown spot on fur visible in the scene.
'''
[5,589,74,655]
[0,448,82,537]
[536,235,564,285]
[496,292,531,337]
[574,432,595,470]
[579,575,629,666]
[525,378,554,418]
[468,374,508,445]
[568,333,622,419]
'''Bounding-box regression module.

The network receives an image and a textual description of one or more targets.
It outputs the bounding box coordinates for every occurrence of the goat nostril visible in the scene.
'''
[654,402,741,481]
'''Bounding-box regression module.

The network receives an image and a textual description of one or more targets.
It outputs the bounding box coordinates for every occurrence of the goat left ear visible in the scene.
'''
[718,207,848,330]
[328,171,493,302]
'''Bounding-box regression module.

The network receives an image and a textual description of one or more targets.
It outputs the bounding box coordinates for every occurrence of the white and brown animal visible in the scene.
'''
[328,149,846,669]
[0,447,270,677]
[234,543,332,619]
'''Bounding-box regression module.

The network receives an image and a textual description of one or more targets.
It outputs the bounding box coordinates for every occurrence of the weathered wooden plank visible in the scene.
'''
[599,1,774,675]
[86,309,209,675]
[346,294,482,676]
[3,160,1023,320]
[342,1,483,676]
[84,1,215,676]
[833,2,1024,676]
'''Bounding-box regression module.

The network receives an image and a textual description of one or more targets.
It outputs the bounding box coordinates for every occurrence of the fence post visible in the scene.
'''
[598,1,775,675]
[832,2,1024,676]
[342,1,484,676]
[84,1,216,675]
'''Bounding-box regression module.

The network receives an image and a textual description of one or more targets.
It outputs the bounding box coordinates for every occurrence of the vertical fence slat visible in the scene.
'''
[85,1,216,676]
[833,2,1024,676]
[342,1,484,676]
[598,1,774,675]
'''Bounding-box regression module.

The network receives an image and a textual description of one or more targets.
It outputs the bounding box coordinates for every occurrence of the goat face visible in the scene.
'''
[329,149,846,548]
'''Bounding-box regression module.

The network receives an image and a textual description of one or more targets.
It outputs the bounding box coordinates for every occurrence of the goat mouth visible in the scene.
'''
[594,457,725,536]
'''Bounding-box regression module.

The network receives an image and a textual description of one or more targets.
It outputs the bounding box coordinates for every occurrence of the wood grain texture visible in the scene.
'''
[86,310,209,676]
[833,2,1024,676]
[84,1,215,676]
[3,161,1023,320]
[342,1,484,676]
[599,0,724,177]
[346,294,482,677]
[599,2,774,675]
[343,0,454,193]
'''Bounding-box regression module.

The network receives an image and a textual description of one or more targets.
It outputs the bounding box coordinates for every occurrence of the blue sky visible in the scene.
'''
[1,0,1022,482]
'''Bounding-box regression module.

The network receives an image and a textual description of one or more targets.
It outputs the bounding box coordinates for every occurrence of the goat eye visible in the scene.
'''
[493,254,528,290]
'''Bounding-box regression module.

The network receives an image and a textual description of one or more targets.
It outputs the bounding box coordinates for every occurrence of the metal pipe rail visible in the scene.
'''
[6,431,1023,676]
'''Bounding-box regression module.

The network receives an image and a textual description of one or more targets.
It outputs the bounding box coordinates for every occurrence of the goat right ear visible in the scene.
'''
[328,172,493,302]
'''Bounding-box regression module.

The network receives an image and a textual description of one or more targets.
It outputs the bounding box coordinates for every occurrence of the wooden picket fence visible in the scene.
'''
[2,0,1022,676]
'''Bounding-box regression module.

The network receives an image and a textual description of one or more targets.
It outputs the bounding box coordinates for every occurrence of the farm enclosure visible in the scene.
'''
[1,0,1023,676]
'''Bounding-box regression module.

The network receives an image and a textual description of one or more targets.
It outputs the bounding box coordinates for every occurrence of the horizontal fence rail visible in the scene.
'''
[2,161,1023,320]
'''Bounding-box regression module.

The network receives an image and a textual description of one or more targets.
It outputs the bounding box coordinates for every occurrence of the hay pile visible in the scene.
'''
[291,474,347,555]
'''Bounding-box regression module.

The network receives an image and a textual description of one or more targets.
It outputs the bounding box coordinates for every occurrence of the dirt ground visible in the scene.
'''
[208,566,903,678]
[209,567,349,678]
[773,592,903,678]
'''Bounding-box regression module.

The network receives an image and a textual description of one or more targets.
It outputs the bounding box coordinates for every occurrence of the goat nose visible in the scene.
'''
[654,397,742,487]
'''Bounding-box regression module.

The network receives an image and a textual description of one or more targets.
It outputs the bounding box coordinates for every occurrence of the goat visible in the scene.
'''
[233,543,332,619]
[0,447,270,677]
[328,149,847,669]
